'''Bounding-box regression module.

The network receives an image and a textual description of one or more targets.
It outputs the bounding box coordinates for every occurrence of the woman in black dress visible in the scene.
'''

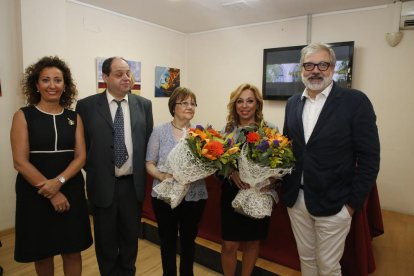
[220,83,273,276]
[10,56,92,275]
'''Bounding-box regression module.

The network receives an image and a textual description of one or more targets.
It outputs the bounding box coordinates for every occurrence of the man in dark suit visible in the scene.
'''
[282,43,380,276]
[76,57,153,275]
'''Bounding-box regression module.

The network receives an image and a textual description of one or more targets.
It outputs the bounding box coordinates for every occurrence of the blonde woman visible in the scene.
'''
[220,83,271,276]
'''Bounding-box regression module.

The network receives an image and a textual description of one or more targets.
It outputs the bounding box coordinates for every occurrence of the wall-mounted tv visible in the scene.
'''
[262,41,354,100]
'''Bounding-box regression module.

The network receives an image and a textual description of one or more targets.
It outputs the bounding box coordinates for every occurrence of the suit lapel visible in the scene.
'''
[295,95,306,144]
[97,91,113,128]
[128,94,139,131]
[307,83,341,144]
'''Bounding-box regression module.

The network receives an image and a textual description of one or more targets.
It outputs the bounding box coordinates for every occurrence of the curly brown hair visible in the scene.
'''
[225,83,264,132]
[22,56,78,108]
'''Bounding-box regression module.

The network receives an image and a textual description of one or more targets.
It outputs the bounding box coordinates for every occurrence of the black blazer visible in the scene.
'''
[76,91,153,208]
[282,82,380,216]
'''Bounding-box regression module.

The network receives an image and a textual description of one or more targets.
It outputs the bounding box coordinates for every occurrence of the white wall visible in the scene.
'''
[64,2,188,125]
[187,17,307,128]
[187,5,414,215]
[0,1,413,230]
[20,0,67,67]
[0,0,23,230]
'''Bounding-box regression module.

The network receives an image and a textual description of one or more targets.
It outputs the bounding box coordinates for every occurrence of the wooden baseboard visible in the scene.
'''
[0,227,14,237]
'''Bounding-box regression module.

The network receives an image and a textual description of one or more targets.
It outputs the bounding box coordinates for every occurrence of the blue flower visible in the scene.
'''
[256,140,269,152]
[226,138,233,146]
[273,140,280,147]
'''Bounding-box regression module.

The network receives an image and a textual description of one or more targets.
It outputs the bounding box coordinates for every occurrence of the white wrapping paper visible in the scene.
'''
[153,138,217,208]
[232,143,292,219]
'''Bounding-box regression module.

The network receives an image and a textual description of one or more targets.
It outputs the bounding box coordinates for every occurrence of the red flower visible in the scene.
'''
[201,141,225,160]
[246,132,261,143]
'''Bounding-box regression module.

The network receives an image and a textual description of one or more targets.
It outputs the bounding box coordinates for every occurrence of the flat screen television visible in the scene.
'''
[262,41,354,100]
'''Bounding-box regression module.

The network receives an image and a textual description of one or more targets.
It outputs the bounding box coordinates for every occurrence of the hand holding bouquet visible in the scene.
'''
[232,122,295,218]
[153,125,240,208]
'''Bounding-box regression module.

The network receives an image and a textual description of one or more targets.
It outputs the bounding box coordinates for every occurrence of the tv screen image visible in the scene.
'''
[262,41,354,100]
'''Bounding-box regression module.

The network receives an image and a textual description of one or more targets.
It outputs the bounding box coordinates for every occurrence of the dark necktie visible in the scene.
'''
[113,100,129,168]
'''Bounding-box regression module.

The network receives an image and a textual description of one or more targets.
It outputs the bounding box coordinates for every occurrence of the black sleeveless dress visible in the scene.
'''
[221,178,270,241]
[220,126,270,241]
[14,106,92,262]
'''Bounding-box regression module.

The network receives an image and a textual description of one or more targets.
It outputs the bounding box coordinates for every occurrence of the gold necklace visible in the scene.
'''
[171,121,189,130]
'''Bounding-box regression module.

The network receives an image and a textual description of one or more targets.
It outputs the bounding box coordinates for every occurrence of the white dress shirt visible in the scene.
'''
[106,91,133,176]
[300,82,333,185]
[301,82,333,144]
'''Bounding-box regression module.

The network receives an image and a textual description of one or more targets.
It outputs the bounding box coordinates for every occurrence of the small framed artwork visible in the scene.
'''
[0,79,2,97]
[96,57,142,95]
[155,66,180,97]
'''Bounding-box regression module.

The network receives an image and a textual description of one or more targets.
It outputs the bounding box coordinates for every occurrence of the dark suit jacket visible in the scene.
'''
[76,91,153,208]
[282,82,380,216]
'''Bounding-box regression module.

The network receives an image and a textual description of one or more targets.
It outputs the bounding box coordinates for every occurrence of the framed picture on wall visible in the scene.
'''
[96,57,142,95]
[0,79,2,97]
[154,66,180,97]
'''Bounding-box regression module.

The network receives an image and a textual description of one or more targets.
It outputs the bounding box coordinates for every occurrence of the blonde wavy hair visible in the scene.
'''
[225,83,264,133]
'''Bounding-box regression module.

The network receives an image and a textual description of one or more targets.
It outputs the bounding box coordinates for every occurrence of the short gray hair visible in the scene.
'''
[300,42,336,66]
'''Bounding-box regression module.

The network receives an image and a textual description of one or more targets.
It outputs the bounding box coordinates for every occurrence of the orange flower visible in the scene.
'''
[201,141,225,160]
[274,133,289,146]
[246,132,261,143]
[190,128,208,141]
[263,127,273,138]
[207,128,222,138]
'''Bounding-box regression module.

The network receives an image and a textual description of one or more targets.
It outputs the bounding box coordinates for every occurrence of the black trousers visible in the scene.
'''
[152,197,206,276]
[91,176,142,276]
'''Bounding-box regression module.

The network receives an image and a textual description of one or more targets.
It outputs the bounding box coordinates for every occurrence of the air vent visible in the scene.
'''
[222,0,249,11]
[403,19,414,27]
[400,1,414,29]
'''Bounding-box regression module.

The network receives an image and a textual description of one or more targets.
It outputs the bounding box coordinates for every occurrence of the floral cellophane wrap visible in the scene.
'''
[152,137,217,208]
[232,143,293,219]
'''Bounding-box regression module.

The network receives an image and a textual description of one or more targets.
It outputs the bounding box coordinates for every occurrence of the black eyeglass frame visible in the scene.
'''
[302,62,331,71]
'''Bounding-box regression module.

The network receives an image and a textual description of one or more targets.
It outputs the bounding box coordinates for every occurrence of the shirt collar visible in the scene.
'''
[301,81,333,101]
[106,89,129,105]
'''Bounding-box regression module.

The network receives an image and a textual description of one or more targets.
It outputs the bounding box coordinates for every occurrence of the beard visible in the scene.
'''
[302,73,333,92]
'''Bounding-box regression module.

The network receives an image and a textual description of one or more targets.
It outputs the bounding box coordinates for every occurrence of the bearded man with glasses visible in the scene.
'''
[281,42,380,276]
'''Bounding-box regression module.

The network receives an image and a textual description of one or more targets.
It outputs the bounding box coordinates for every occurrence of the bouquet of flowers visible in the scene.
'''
[231,122,295,218]
[153,125,240,208]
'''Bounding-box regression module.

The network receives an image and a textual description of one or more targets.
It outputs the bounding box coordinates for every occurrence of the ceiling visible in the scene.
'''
[74,0,396,33]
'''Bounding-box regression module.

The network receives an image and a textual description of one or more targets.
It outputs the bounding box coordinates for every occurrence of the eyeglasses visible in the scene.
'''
[176,102,197,108]
[302,62,331,71]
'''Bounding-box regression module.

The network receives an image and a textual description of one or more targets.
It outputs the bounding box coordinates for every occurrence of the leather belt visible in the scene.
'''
[115,174,132,180]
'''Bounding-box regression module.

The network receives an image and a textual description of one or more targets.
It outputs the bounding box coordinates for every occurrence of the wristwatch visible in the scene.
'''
[57,176,66,185]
